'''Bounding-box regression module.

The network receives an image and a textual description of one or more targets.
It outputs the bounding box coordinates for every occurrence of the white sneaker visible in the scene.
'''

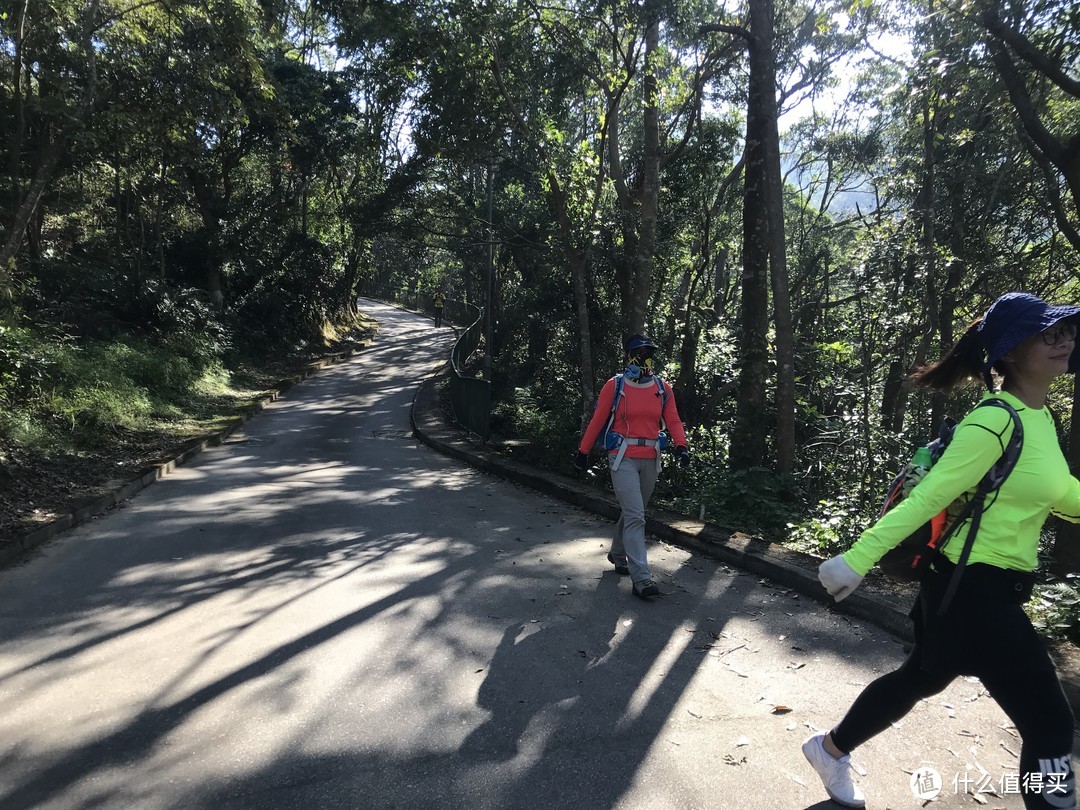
[801,732,866,808]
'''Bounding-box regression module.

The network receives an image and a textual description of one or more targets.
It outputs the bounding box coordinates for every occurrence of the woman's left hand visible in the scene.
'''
[818,555,863,602]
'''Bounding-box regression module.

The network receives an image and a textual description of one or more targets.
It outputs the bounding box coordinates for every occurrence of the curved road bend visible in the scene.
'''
[0,299,1051,809]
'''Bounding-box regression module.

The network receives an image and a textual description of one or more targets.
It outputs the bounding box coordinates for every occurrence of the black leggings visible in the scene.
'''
[831,565,1075,810]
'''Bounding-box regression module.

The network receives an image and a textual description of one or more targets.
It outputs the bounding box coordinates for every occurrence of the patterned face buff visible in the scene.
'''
[625,349,655,380]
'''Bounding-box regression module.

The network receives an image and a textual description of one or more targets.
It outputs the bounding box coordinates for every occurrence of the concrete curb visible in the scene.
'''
[0,340,374,569]
[410,368,1080,721]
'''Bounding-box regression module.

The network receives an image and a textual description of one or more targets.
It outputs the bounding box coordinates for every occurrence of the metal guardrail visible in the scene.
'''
[447,302,491,440]
[361,286,491,440]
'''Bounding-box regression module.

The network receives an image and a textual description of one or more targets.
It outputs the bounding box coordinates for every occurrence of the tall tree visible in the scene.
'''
[1,0,101,313]
[976,1,1080,250]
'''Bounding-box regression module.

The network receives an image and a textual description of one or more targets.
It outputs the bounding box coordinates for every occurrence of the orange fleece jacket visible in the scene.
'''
[579,376,687,457]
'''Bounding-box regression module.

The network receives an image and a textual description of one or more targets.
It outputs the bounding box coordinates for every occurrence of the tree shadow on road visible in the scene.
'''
[0,301,908,809]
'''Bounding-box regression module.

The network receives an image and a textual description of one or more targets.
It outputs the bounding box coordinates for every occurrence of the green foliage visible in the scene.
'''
[48,381,154,435]
[784,492,876,557]
[41,337,216,435]
[0,314,294,466]
[0,325,56,407]
[659,456,802,537]
[1027,577,1080,646]
[231,233,339,350]
[1,0,1079,643]
[491,381,580,469]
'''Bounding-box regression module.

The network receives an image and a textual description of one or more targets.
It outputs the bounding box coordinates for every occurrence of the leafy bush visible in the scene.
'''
[785,492,875,557]
[0,329,228,446]
[140,282,231,367]
[0,324,57,407]
[1027,577,1080,645]
[491,381,580,468]
[660,462,801,536]
[230,233,339,350]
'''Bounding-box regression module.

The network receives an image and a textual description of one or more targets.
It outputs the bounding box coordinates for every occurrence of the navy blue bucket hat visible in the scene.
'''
[624,334,657,354]
[978,292,1080,388]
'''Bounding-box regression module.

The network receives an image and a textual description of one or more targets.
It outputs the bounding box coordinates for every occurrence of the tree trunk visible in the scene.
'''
[0,136,67,306]
[607,94,638,331]
[0,0,100,314]
[752,0,794,474]
[881,358,907,433]
[628,13,661,336]
[983,28,1080,249]
[730,0,774,470]
[547,176,596,424]
[910,64,940,434]
[186,166,227,309]
[8,0,30,224]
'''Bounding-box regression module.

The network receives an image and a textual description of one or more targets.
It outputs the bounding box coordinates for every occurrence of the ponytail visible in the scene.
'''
[907,320,987,391]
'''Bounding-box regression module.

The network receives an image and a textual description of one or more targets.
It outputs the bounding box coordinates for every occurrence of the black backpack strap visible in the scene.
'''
[936,399,1023,615]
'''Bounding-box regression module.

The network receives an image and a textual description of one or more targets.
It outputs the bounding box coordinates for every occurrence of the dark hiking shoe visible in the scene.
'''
[632,579,659,599]
[607,553,630,575]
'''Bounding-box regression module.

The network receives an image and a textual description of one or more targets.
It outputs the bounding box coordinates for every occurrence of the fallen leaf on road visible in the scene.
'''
[771,706,793,714]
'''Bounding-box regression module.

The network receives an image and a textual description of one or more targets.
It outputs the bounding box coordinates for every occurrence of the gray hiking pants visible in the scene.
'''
[608,455,659,584]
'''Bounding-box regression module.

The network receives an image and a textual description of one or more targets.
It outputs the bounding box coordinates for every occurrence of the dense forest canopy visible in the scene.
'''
[2,0,1079,574]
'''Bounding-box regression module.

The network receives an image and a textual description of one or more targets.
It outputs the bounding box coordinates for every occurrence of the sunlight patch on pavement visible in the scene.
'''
[618,619,698,727]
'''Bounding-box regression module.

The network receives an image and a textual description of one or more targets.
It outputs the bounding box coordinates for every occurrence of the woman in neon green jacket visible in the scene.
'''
[803,292,1080,810]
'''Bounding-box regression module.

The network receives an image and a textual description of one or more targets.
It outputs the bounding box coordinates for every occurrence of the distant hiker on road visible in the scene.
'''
[433,286,446,328]
[574,334,690,600]
[805,292,1080,810]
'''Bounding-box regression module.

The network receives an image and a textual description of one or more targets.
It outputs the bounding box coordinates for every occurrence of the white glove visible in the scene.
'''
[818,555,864,603]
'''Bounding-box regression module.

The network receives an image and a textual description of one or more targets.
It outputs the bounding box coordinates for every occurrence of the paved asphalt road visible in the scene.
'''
[0,299,1071,809]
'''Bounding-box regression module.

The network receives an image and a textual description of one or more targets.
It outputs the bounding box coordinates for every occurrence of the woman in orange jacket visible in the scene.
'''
[574,335,690,599]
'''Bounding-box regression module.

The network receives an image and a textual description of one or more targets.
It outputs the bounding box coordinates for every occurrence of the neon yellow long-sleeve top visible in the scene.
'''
[844,390,1080,577]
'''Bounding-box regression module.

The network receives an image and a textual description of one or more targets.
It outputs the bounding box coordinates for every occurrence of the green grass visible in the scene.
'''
[0,314,374,461]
